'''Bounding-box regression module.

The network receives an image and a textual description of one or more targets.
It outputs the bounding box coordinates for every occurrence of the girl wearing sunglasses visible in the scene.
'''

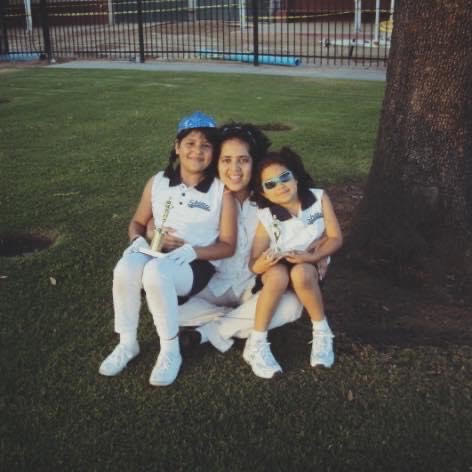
[244,147,343,379]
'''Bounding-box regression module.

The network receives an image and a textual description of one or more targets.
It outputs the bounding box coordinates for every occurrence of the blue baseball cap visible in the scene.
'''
[177,111,216,133]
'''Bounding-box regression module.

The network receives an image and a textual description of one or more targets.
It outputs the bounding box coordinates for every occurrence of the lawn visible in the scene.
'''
[1,67,471,471]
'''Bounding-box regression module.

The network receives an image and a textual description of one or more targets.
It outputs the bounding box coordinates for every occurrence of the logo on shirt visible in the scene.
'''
[307,212,323,224]
[188,200,211,212]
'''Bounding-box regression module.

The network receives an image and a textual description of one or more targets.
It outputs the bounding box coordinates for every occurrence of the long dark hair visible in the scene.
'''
[164,127,221,179]
[251,146,316,208]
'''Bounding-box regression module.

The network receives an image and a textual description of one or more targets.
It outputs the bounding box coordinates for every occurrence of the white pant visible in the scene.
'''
[178,288,303,352]
[113,252,193,340]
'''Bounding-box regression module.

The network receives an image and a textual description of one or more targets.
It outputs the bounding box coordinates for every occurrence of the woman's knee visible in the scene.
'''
[290,263,318,289]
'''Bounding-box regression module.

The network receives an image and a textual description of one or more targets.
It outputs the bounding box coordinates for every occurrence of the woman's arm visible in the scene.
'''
[249,223,283,274]
[127,177,154,243]
[194,191,237,260]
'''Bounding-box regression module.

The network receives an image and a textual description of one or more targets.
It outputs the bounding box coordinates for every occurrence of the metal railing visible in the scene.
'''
[1,0,395,66]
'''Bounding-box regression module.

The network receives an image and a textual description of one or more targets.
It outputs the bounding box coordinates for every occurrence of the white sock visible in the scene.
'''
[196,327,208,344]
[312,318,331,334]
[120,331,138,348]
[251,330,268,344]
[161,335,180,355]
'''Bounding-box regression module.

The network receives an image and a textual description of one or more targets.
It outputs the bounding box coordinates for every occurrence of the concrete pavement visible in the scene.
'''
[49,59,386,82]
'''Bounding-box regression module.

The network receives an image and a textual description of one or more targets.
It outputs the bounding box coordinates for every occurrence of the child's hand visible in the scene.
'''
[161,227,185,251]
[147,223,185,251]
[166,244,197,265]
[253,248,284,273]
[284,250,313,264]
[317,257,330,281]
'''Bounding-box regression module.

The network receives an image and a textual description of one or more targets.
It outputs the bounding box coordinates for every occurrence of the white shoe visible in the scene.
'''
[149,351,182,386]
[99,342,140,376]
[310,331,334,368]
[243,339,282,379]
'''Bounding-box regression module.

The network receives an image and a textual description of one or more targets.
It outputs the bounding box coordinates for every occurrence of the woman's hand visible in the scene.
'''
[252,248,284,274]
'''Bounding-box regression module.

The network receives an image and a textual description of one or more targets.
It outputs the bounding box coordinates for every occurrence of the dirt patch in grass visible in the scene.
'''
[257,122,293,131]
[0,231,57,257]
[324,182,472,350]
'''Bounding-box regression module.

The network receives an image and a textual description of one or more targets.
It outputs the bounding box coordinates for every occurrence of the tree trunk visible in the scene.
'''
[349,0,472,279]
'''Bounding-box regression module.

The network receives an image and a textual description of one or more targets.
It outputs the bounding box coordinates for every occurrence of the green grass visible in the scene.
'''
[1,68,471,471]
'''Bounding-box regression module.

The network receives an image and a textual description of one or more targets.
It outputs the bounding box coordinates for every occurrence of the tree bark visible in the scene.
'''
[349,0,472,275]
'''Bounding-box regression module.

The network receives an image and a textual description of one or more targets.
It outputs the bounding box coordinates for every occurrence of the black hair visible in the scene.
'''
[164,127,221,179]
[218,122,271,191]
[219,122,271,164]
[251,146,316,208]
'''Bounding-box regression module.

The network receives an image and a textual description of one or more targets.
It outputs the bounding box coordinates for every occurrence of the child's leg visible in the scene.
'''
[244,264,289,379]
[99,252,150,377]
[254,264,290,331]
[289,263,325,322]
[290,263,334,368]
[113,252,150,340]
[142,257,194,386]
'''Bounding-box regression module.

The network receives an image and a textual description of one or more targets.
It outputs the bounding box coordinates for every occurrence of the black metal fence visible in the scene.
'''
[1,0,395,66]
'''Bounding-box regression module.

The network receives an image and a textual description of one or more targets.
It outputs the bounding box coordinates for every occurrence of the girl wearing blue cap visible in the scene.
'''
[99,112,236,386]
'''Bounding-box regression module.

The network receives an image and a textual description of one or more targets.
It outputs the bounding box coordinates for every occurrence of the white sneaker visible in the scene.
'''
[243,339,282,379]
[310,331,334,368]
[149,351,182,386]
[99,342,140,376]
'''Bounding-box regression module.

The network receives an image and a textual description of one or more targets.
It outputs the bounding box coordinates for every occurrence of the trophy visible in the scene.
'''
[140,198,173,257]
[271,214,282,254]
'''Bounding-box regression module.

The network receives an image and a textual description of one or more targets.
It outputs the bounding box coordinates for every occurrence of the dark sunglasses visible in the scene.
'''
[262,170,294,191]
[220,125,256,145]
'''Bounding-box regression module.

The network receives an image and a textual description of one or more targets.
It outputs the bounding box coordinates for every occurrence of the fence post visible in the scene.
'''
[136,0,145,63]
[39,0,52,62]
[252,0,259,66]
[0,0,9,55]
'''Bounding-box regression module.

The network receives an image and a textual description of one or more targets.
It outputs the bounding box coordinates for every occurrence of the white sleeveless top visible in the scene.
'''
[208,197,259,297]
[257,188,325,252]
[151,170,224,262]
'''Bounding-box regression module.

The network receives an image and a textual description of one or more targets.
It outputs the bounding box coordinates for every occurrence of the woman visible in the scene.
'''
[176,124,328,352]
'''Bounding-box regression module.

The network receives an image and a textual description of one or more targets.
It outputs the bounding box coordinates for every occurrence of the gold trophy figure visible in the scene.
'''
[271,214,282,254]
[140,198,173,257]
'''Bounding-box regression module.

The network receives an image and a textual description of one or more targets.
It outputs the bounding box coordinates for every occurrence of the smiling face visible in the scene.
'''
[218,138,253,201]
[260,163,298,207]
[175,130,214,176]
